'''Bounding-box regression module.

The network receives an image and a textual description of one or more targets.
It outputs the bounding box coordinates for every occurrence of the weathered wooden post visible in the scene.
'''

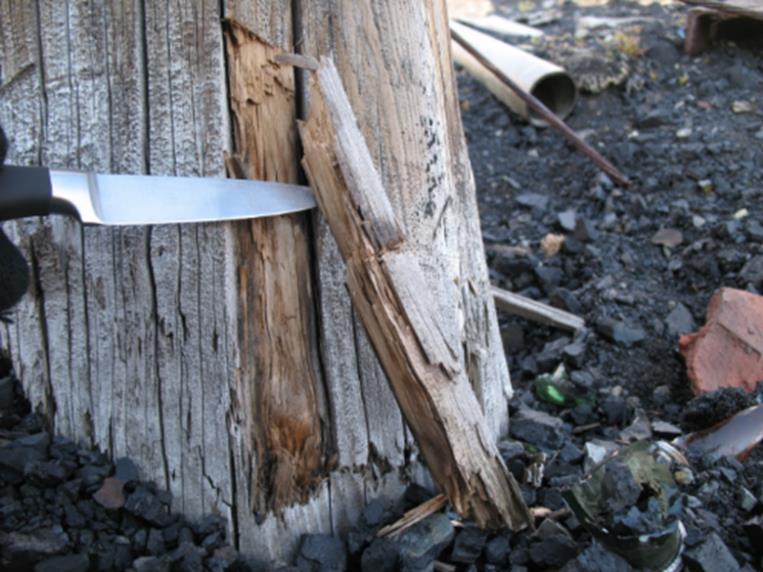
[0,0,516,565]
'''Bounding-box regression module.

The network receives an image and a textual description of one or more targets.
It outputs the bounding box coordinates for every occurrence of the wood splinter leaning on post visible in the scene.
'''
[298,58,532,531]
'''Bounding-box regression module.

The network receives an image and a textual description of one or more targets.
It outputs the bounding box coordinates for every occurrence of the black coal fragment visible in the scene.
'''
[510,407,567,450]
[595,317,645,347]
[295,534,347,572]
[395,513,454,571]
[124,486,172,528]
[361,537,399,572]
[450,524,488,564]
[683,532,739,572]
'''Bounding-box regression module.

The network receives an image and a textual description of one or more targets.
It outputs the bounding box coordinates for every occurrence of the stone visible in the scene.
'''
[169,541,205,572]
[560,541,633,571]
[746,220,763,243]
[510,407,567,450]
[133,556,170,572]
[516,192,548,211]
[665,303,696,337]
[680,288,763,394]
[558,210,577,232]
[574,218,599,242]
[34,553,90,572]
[684,532,739,572]
[207,546,239,572]
[484,534,511,565]
[535,266,563,295]
[450,525,488,564]
[114,457,139,482]
[738,487,758,512]
[536,336,571,370]
[92,477,126,510]
[529,520,578,568]
[559,443,584,464]
[498,440,525,463]
[27,459,72,486]
[550,288,583,315]
[124,486,171,527]
[396,513,454,572]
[601,460,642,514]
[584,440,619,472]
[146,528,166,556]
[296,534,347,572]
[682,386,756,430]
[0,526,69,569]
[361,538,398,572]
[651,228,683,248]
[596,317,645,347]
[601,395,627,425]
[0,432,50,480]
[740,256,763,288]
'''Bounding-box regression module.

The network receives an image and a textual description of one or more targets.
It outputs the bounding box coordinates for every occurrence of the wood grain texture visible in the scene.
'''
[224,19,327,512]
[1,0,235,531]
[299,59,531,530]
[1,0,517,563]
[300,0,512,443]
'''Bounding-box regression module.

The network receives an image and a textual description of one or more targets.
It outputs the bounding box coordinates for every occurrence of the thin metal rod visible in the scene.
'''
[451,26,630,187]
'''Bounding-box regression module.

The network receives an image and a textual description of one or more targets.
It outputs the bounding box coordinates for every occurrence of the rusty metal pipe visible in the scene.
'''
[450,20,577,127]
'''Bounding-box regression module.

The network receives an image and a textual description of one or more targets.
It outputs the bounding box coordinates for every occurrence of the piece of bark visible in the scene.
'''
[680,288,763,394]
[224,19,327,512]
[492,286,585,333]
[299,58,531,531]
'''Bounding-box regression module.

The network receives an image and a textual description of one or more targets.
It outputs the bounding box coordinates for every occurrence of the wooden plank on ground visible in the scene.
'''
[492,286,585,332]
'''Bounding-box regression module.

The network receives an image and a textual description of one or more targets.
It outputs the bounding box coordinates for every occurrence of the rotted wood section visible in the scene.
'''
[299,60,532,531]
[223,20,328,514]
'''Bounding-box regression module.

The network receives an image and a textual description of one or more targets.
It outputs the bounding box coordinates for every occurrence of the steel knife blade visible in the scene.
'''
[0,165,316,225]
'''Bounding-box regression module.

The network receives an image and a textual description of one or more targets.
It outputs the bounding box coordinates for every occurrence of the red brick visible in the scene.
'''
[679,288,763,395]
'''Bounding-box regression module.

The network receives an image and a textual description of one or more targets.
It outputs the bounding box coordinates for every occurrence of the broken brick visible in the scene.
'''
[679,288,763,394]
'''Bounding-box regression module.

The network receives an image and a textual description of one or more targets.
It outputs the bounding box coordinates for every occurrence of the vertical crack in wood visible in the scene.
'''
[224,19,327,514]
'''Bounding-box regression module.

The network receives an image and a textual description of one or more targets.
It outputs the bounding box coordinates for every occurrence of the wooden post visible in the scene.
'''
[0,0,516,564]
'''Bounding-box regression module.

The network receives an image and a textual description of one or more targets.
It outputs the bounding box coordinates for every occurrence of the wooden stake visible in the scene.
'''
[299,58,532,531]
[492,286,585,332]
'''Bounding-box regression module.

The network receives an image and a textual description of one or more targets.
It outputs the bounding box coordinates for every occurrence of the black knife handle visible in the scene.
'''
[0,165,53,222]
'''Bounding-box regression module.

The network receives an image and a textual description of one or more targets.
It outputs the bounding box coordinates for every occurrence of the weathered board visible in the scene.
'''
[0,0,513,565]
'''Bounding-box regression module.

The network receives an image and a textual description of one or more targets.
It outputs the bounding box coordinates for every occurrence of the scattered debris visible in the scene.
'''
[595,317,646,347]
[541,233,565,258]
[651,228,684,248]
[493,286,586,332]
[676,403,763,462]
[450,20,577,126]
[563,441,688,571]
[377,495,448,539]
[679,288,763,394]
[450,21,629,186]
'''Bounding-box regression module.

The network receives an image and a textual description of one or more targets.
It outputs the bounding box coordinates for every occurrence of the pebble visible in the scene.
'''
[295,534,347,572]
[595,317,646,347]
[665,303,696,337]
[515,193,549,211]
[683,532,739,572]
[510,407,567,450]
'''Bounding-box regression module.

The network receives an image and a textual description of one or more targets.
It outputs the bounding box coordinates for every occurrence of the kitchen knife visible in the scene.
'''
[0,165,316,225]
